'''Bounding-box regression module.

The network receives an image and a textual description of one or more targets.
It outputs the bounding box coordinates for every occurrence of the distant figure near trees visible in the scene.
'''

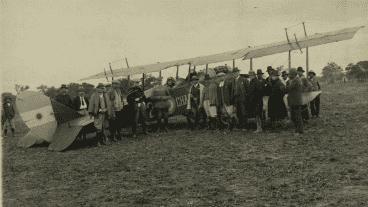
[342,76,348,83]
[2,96,16,137]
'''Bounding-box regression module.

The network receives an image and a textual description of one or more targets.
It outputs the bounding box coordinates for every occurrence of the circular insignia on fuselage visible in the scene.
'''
[36,113,43,120]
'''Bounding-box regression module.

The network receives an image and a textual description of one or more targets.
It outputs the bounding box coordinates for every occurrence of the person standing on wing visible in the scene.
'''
[229,67,250,132]
[88,83,115,146]
[107,80,124,141]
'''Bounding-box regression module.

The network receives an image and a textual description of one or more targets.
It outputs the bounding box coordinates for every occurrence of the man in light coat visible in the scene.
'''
[88,83,115,146]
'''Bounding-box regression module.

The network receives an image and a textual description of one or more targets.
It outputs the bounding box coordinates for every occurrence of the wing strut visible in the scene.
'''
[294,34,303,53]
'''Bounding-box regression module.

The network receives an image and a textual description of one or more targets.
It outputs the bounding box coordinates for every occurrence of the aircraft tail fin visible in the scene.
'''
[50,100,84,125]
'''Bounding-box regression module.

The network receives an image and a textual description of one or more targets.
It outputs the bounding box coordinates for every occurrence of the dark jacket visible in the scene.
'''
[248,77,265,116]
[3,102,15,119]
[55,93,73,109]
[285,77,303,106]
[126,86,146,105]
[107,88,124,110]
[72,96,89,111]
[88,92,115,119]
[216,81,232,107]
[230,76,250,105]
[268,79,287,119]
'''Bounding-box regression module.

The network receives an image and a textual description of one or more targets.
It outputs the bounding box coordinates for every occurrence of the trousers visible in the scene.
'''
[310,94,320,117]
[290,105,303,134]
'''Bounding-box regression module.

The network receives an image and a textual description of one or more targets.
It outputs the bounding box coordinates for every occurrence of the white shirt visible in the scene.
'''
[193,83,199,88]
[7,103,10,107]
[219,81,225,87]
[79,96,87,110]
[99,94,103,99]
[235,76,240,80]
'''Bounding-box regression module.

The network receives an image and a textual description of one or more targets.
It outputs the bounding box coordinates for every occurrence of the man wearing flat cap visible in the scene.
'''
[2,96,16,137]
[248,70,266,133]
[107,80,124,141]
[297,67,313,123]
[308,70,321,118]
[187,75,206,130]
[230,67,250,131]
[88,83,115,146]
[55,84,73,109]
[127,80,149,138]
[284,68,304,136]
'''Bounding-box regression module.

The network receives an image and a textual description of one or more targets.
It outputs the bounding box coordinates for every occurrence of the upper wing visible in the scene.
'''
[80,26,364,81]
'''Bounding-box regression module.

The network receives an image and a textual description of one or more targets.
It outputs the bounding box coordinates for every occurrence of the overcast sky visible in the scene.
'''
[1,0,367,95]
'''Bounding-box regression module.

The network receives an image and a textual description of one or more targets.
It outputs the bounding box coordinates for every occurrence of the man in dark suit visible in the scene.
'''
[284,68,304,136]
[230,67,250,131]
[55,84,73,109]
[73,86,89,115]
[249,70,266,133]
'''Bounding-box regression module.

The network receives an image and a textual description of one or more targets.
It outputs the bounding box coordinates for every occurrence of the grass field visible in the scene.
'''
[2,82,368,206]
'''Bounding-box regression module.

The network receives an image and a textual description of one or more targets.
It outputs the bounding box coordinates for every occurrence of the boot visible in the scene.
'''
[101,131,108,145]
[95,132,102,147]
[11,128,15,137]
[156,119,162,133]
[163,118,169,132]
[254,116,263,133]
[201,118,208,129]
[142,122,150,135]
[131,124,137,138]
[3,129,7,138]
[230,117,237,131]
[110,128,117,142]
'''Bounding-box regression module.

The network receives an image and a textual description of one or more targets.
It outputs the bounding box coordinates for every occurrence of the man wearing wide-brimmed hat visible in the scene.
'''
[248,70,266,133]
[88,83,115,146]
[2,96,16,137]
[187,75,206,130]
[202,74,218,130]
[126,80,149,138]
[55,84,73,109]
[73,86,89,116]
[268,70,288,132]
[229,67,250,131]
[284,68,304,136]
[107,80,124,141]
[150,77,171,133]
[308,70,321,118]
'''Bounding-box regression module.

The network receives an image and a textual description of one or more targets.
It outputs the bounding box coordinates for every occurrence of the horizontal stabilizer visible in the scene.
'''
[48,122,84,152]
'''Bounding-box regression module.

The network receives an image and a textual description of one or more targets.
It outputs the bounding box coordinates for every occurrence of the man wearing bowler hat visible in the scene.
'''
[107,80,124,141]
[187,75,206,130]
[284,68,304,136]
[55,84,73,109]
[127,80,149,138]
[308,70,321,118]
[249,70,266,133]
[88,83,115,146]
[230,67,250,131]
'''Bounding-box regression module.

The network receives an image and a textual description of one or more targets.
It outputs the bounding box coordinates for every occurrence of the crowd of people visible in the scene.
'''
[2,65,321,147]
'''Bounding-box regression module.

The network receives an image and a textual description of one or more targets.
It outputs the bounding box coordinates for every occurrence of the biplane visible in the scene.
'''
[16,24,363,151]
[81,25,364,119]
